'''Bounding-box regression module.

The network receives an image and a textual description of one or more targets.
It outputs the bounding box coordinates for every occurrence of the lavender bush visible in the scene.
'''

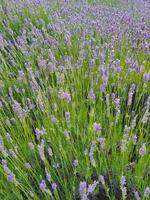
[0,0,150,199]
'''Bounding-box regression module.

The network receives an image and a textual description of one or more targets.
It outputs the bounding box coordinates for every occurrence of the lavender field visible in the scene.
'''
[0,0,150,199]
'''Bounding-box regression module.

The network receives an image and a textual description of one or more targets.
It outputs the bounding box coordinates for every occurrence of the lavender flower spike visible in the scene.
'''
[139,143,146,157]
[39,180,46,192]
[144,187,150,197]
[65,112,70,121]
[93,122,101,133]
[7,174,16,183]
[79,181,88,200]
[52,183,57,190]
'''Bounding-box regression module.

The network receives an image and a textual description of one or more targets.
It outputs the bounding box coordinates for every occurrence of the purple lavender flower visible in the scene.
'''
[144,187,150,197]
[12,101,27,118]
[50,115,57,124]
[132,135,137,145]
[9,149,17,158]
[99,66,108,83]
[133,191,140,200]
[114,98,120,107]
[37,96,44,112]
[38,59,47,69]
[64,33,71,46]
[58,91,71,102]
[79,181,88,200]
[93,122,101,133]
[36,0,41,6]
[73,159,78,167]
[87,181,98,193]
[130,62,139,72]
[112,65,122,72]
[64,130,69,139]
[88,89,96,101]
[39,180,46,192]
[111,93,116,100]
[1,149,8,158]
[0,135,4,152]
[52,183,57,190]
[143,41,148,49]
[100,84,106,93]
[139,144,146,157]
[35,127,46,140]
[2,159,7,166]
[29,191,34,197]
[17,70,26,82]
[124,125,130,135]
[3,165,11,174]
[28,142,34,150]
[120,176,126,186]
[30,80,39,93]
[49,49,56,64]
[45,168,51,182]
[128,84,136,106]
[48,62,56,72]
[144,72,150,83]
[7,174,16,183]
[89,141,96,167]
[99,175,105,185]
[65,112,70,121]
[120,176,127,199]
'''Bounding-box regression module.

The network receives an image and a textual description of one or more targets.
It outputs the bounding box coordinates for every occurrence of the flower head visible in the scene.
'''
[52,183,57,190]
[93,122,101,133]
[7,174,16,183]
[65,112,70,121]
[87,181,98,193]
[120,176,126,186]
[144,187,150,197]
[73,159,78,167]
[99,175,105,185]
[39,180,46,192]
[79,181,88,200]
[139,144,146,157]
[88,89,96,101]
[58,91,71,102]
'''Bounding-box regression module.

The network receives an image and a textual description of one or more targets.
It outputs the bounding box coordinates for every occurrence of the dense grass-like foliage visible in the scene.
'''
[0,0,150,199]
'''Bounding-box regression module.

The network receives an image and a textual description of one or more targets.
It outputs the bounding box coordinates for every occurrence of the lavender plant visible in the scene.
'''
[0,0,150,199]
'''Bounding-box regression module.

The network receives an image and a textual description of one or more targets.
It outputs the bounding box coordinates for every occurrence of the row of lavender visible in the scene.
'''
[0,0,150,199]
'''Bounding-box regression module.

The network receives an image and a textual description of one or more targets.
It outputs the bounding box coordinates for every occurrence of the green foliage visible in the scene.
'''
[0,0,150,200]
